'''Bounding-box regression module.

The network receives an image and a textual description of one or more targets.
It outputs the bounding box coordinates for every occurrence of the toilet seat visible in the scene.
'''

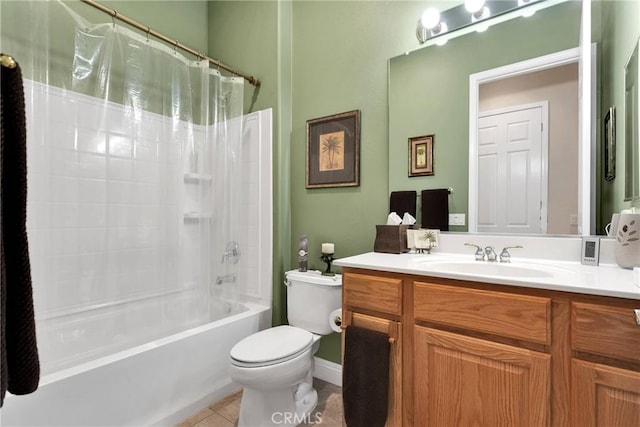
[230,326,313,368]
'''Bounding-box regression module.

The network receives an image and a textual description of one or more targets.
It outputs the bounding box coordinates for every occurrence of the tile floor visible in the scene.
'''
[176,378,343,427]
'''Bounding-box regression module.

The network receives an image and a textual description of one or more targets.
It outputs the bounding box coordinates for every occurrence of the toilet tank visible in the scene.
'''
[285,270,342,335]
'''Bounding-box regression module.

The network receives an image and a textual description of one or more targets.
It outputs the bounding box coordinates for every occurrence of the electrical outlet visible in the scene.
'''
[449,213,466,226]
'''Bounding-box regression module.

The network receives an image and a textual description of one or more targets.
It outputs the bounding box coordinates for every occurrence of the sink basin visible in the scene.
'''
[420,261,555,278]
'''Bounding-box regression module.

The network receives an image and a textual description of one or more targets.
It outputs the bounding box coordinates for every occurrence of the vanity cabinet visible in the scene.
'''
[413,281,552,426]
[342,272,404,427]
[341,268,640,427]
[570,301,640,426]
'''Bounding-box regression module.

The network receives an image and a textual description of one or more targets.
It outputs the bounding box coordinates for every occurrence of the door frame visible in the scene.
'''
[468,47,580,232]
[478,101,549,234]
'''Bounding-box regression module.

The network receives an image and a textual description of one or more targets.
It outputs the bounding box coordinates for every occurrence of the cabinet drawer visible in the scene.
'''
[343,273,402,315]
[414,282,551,345]
[572,302,640,363]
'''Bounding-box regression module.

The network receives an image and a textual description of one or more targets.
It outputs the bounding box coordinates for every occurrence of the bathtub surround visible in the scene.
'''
[0,56,40,406]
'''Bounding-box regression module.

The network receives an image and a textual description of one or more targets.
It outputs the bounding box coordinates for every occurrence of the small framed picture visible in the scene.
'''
[306,110,360,188]
[604,106,616,182]
[408,134,434,177]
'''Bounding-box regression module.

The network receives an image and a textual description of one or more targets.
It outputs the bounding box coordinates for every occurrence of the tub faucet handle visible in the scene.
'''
[221,241,240,264]
[465,243,485,261]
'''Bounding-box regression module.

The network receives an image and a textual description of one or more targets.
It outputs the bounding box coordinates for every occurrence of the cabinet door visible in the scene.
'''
[572,359,640,427]
[343,310,402,427]
[414,325,551,427]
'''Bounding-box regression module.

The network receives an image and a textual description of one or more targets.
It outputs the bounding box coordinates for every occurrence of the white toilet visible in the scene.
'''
[229,270,342,427]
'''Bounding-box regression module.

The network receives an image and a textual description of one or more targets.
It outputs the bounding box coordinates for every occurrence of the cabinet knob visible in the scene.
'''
[635,309,640,326]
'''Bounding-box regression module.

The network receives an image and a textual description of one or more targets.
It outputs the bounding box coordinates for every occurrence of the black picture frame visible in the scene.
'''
[408,134,434,177]
[604,106,616,182]
[306,110,360,188]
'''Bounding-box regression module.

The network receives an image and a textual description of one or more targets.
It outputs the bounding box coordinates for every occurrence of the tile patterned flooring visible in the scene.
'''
[177,379,343,427]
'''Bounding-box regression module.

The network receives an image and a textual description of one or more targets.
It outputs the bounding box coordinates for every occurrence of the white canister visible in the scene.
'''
[614,213,640,269]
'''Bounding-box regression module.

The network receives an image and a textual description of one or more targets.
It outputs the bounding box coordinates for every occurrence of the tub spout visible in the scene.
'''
[215,273,236,285]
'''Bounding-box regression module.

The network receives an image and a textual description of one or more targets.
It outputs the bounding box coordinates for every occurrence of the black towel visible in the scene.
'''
[343,326,390,427]
[421,188,449,231]
[389,190,416,218]
[1,55,40,407]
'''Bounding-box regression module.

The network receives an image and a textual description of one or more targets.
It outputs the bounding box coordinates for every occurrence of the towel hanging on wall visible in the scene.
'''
[389,190,417,218]
[1,53,40,407]
[421,188,450,231]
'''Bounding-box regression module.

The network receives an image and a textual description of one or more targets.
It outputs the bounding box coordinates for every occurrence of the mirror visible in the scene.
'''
[624,40,639,202]
[389,0,639,236]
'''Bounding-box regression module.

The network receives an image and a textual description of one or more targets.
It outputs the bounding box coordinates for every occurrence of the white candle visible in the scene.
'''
[322,243,335,254]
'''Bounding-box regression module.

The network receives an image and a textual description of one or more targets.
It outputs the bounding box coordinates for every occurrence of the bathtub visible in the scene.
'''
[0,302,271,426]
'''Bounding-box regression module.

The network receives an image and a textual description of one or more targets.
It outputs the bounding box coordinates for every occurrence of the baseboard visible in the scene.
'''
[313,357,342,387]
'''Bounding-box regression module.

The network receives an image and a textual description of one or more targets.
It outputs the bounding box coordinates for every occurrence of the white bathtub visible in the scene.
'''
[0,302,271,426]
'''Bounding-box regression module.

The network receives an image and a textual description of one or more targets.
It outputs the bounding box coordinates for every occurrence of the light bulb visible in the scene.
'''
[471,6,491,22]
[465,0,486,14]
[433,21,448,36]
[421,8,441,30]
[436,37,448,46]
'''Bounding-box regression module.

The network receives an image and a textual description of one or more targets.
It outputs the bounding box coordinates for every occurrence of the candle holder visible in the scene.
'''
[320,253,335,276]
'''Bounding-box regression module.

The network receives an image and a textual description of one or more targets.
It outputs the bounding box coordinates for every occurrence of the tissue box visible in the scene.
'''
[374,225,410,254]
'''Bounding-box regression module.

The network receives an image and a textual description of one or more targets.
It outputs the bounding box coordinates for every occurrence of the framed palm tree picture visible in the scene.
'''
[306,110,360,188]
[408,134,434,177]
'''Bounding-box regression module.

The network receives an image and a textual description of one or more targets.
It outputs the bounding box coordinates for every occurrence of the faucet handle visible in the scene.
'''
[484,246,498,262]
[465,243,486,261]
[499,245,523,263]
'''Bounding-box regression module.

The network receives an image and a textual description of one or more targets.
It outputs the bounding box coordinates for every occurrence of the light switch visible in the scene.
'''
[449,213,466,226]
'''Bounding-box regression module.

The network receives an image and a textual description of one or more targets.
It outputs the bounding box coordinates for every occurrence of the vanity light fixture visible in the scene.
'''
[416,8,448,44]
[415,0,543,45]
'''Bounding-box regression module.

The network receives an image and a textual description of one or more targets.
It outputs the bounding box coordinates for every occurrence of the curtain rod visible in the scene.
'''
[79,0,260,87]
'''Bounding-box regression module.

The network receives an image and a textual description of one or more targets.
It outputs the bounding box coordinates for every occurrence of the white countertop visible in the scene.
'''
[334,252,640,300]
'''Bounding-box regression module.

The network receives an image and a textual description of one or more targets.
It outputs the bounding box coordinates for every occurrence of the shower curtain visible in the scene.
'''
[0,0,244,375]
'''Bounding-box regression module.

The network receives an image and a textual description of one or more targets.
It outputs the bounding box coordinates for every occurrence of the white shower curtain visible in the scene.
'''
[0,0,244,375]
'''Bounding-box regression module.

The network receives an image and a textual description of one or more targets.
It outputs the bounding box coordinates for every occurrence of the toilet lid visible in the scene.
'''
[230,326,313,365]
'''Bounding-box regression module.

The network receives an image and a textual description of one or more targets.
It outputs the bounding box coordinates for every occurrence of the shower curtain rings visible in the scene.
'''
[111,10,117,27]
[146,26,151,42]
[174,40,178,54]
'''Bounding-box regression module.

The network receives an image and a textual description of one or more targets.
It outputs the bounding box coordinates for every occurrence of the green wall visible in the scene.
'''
[597,0,640,230]
[389,1,581,233]
[289,1,425,363]
[207,1,424,363]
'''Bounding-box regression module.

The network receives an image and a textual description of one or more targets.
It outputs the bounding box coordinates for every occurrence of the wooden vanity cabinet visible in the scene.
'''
[342,271,405,427]
[413,280,554,426]
[570,300,640,426]
[341,268,640,427]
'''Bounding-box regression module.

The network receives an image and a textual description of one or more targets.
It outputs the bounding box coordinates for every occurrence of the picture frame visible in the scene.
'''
[604,106,616,182]
[306,110,360,188]
[408,134,434,177]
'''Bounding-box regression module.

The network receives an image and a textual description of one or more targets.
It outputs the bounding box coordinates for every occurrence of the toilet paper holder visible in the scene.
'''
[333,315,396,344]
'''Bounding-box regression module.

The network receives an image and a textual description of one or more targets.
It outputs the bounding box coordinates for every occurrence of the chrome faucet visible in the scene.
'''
[215,273,236,285]
[484,246,498,262]
[499,245,523,263]
[465,243,485,261]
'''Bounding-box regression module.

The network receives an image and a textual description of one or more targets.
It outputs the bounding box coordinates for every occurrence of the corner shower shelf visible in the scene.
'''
[183,173,212,182]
